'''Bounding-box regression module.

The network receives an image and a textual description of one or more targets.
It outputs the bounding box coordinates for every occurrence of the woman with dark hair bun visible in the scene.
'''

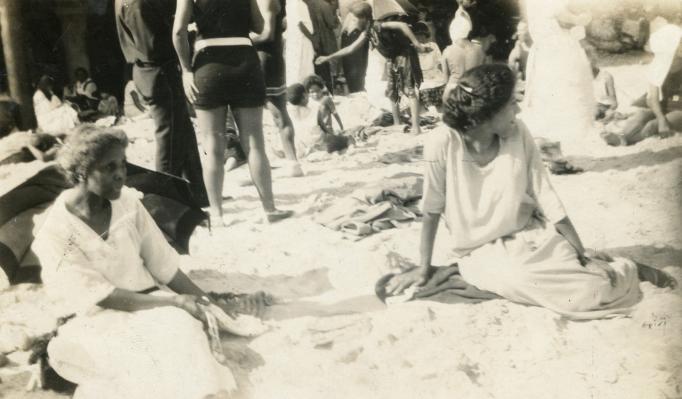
[386,64,675,319]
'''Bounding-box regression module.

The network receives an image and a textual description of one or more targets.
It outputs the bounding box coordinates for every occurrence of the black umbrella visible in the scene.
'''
[0,161,207,285]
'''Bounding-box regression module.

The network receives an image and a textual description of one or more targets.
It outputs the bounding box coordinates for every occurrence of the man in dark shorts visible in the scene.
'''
[251,0,303,177]
[114,0,208,205]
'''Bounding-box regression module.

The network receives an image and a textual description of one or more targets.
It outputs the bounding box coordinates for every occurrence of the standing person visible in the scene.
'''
[370,0,428,134]
[414,22,446,111]
[386,64,676,319]
[285,0,316,86]
[251,0,304,178]
[315,1,372,94]
[114,0,208,206]
[173,0,294,225]
[306,0,340,92]
[522,0,595,152]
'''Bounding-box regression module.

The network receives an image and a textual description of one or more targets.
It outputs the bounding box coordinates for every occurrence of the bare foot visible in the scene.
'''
[637,263,678,288]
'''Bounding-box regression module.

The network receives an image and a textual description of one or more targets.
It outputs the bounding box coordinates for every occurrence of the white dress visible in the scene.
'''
[285,0,316,86]
[32,90,79,134]
[288,100,324,157]
[32,187,236,399]
[421,123,641,320]
[522,0,596,149]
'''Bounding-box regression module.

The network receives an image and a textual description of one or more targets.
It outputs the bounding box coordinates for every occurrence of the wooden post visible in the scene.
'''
[0,0,35,129]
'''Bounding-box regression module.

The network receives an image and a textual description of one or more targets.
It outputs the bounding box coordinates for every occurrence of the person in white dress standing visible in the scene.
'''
[285,0,316,86]
[521,0,595,154]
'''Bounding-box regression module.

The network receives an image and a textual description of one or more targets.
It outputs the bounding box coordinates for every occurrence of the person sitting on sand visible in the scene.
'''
[32,125,269,398]
[287,83,351,157]
[584,45,618,121]
[64,67,100,112]
[303,75,344,134]
[386,64,676,320]
[601,24,682,146]
[32,75,80,134]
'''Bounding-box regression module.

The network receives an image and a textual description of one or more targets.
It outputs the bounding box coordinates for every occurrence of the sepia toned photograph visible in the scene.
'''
[0,0,680,397]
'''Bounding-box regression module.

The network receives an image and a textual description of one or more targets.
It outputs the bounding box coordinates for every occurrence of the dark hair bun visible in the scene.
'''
[442,64,515,131]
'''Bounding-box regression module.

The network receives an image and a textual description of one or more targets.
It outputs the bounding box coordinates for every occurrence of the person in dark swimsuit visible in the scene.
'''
[315,1,371,94]
[251,0,303,178]
[173,0,293,226]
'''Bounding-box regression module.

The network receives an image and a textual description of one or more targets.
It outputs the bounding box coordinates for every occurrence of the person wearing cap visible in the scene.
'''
[602,24,682,146]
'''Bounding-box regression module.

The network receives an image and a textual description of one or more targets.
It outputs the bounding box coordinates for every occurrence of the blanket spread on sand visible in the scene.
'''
[314,175,423,236]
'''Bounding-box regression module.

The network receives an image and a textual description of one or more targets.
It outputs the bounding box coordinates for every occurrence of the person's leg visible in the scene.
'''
[232,106,276,212]
[265,94,298,163]
[615,109,656,144]
[408,94,421,135]
[195,107,227,221]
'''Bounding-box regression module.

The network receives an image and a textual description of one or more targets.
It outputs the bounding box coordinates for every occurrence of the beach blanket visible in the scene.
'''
[375,264,500,304]
[314,175,422,237]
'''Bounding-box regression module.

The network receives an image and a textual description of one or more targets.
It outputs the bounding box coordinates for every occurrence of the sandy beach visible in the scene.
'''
[1,56,681,399]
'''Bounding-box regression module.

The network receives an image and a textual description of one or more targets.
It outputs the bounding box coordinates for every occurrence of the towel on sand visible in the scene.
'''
[314,175,422,236]
[375,264,500,304]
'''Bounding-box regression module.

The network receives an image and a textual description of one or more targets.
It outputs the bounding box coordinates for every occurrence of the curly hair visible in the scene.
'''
[442,64,515,132]
[287,83,307,106]
[302,75,326,92]
[57,124,128,184]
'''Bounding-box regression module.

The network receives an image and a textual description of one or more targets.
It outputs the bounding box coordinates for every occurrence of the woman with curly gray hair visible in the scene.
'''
[33,125,268,398]
[385,64,675,319]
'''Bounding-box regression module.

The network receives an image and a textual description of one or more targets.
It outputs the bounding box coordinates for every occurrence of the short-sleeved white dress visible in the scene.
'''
[32,187,236,399]
[421,123,641,320]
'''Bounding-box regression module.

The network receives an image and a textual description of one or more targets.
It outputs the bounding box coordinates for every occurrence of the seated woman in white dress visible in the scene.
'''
[32,125,267,399]
[386,64,676,320]
[32,75,80,134]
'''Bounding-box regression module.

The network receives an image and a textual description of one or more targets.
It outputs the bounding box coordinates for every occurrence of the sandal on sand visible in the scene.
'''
[546,160,583,175]
[265,209,294,223]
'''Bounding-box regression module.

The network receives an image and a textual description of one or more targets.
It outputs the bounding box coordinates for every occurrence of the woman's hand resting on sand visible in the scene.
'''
[385,267,430,296]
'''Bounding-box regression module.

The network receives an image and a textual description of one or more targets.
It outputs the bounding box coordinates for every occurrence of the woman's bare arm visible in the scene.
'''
[316,31,368,64]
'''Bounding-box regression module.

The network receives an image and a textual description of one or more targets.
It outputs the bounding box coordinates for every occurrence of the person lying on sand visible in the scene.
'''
[386,64,676,320]
[602,24,682,146]
[32,124,270,398]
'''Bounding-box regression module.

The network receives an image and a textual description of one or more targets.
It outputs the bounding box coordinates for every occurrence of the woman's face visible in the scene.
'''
[486,90,521,139]
[84,145,127,200]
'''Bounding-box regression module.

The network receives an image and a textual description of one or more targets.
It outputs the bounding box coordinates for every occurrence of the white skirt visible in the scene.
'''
[457,217,642,320]
[522,36,596,149]
[48,302,236,399]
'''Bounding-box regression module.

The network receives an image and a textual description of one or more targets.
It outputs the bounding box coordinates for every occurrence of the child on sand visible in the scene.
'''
[584,45,618,121]
[303,75,344,134]
[287,83,350,157]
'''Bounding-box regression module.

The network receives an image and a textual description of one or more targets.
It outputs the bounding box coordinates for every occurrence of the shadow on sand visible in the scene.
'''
[569,144,682,173]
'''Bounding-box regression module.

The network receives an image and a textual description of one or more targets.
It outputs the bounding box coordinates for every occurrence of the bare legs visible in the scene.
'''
[390,95,421,134]
[265,96,297,162]
[195,107,227,221]
[195,106,292,224]
[232,107,277,212]
[603,109,682,146]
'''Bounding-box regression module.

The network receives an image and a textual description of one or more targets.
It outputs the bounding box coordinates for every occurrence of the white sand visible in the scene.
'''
[1,62,681,398]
